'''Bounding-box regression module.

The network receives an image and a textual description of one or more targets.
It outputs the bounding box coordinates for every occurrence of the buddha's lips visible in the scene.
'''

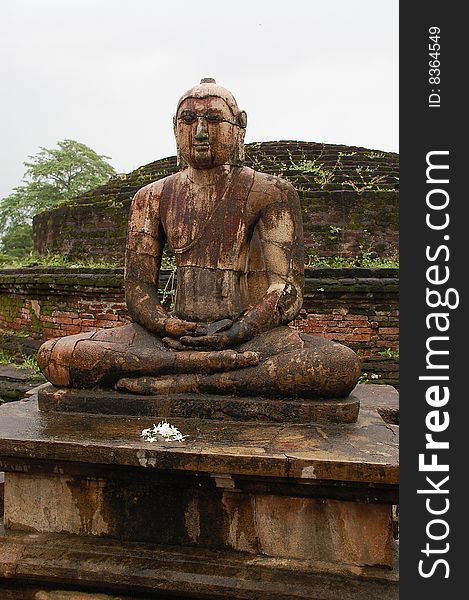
[194,144,210,151]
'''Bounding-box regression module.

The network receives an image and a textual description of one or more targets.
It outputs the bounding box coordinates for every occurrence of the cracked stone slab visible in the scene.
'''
[0,385,398,486]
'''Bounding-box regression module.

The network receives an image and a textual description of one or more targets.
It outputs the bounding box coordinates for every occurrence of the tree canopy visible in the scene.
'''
[0,139,116,258]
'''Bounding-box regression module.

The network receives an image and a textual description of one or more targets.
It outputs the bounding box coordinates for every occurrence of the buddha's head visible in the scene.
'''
[174,78,247,169]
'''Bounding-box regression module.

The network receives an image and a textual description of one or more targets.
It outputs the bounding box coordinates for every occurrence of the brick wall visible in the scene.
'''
[292,268,399,356]
[0,269,130,339]
[0,267,399,385]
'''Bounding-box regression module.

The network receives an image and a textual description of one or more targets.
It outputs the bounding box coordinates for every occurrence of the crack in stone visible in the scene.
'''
[384,425,397,440]
[266,425,289,453]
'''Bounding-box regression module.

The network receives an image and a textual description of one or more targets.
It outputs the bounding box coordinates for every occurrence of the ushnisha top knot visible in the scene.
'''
[176,78,241,118]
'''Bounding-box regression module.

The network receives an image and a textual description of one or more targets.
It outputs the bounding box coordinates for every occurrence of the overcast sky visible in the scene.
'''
[0,0,398,199]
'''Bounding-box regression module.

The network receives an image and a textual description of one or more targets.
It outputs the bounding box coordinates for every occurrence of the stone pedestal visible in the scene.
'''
[0,384,399,599]
[37,384,361,423]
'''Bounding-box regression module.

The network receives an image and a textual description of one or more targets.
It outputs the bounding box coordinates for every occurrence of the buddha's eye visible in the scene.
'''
[180,112,197,124]
[179,112,227,125]
[204,113,224,123]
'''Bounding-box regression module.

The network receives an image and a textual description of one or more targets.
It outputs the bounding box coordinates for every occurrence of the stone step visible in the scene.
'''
[0,529,399,600]
[0,364,46,404]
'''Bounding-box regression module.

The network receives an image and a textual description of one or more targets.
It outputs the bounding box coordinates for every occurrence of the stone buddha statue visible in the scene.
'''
[37,79,360,399]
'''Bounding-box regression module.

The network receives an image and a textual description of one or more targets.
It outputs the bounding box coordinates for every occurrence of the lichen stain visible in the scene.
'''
[30,299,41,318]
[67,477,109,536]
[184,496,201,542]
[301,465,317,478]
[136,449,158,468]
[226,506,255,552]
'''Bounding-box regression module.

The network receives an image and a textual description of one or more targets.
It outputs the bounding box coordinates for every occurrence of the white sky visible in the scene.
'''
[0,0,398,199]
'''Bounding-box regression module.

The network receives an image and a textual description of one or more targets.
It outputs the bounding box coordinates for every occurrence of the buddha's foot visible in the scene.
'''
[116,349,259,394]
[173,349,259,373]
[116,374,199,395]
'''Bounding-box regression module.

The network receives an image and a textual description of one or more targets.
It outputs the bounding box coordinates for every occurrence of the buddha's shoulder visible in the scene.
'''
[133,172,182,200]
[248,168,298,201]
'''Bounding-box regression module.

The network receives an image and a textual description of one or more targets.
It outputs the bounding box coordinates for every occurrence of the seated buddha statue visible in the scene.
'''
[37,78,360,399]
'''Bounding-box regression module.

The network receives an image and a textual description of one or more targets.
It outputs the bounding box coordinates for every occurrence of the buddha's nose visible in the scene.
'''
[195,117,208,140]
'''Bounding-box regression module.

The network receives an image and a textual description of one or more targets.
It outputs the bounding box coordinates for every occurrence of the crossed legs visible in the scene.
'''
[38,324,360,399]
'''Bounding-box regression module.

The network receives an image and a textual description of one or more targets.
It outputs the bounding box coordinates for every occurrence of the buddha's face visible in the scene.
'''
[175,96,238,169]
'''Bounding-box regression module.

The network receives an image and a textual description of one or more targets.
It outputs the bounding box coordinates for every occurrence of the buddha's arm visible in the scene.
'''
[239,179,304,335]
[125,183,197,338]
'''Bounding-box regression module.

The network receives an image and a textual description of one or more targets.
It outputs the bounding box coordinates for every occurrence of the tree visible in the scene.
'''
[0,139,116,257]
[0,224,33,258]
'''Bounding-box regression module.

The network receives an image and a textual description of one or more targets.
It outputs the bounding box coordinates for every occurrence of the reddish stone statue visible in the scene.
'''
[37,79,360,398]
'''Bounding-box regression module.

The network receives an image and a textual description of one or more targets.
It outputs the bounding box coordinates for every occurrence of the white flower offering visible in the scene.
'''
[141,420,187,443]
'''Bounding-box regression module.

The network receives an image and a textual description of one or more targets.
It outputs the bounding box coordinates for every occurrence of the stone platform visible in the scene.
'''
[0,384,399,599]
[38,384,361,423]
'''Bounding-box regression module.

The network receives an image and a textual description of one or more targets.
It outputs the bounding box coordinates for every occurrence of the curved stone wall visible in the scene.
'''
[33,141,399,264]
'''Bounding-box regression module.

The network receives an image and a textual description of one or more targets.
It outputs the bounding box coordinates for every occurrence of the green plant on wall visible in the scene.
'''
[363,151,386,159]
[358,372,380,384]
[286,150,337,188]
[325,225,342,249]
[0,253,121,269]
[378,348,400,359]
[338,151,357,157]
[344,166,389,193]
[244,146,338,189]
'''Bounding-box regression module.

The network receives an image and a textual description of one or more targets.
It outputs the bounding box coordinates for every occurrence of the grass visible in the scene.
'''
[0,251,399,270]
[305,252,399,269]
[0,252,120,269]
[0,348,42,375]
[0,349,15,365]
[20,354,42,375]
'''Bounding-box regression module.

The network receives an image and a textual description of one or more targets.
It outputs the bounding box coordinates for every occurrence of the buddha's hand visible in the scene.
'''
[162,318,230,350]
[177,320,255,350]
[163,317,199,338]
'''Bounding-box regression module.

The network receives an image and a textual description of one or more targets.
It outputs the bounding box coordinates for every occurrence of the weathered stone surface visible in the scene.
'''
[0,364,46,404]
[0,365,37,382]
[357,382,399,424]
[4,470,394,566]
[33,592,124,600]
[252,495,393,564]
[5,472,110,536]
[0,528,398,599]
[38,384,360,423]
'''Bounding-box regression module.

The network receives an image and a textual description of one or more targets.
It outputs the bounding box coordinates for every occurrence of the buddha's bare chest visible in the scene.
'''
[160,174,256,268]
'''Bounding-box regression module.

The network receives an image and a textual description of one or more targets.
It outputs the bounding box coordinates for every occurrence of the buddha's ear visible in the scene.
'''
[230,112,246,166]
[238,110,247,129]
[173,115,187,169]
